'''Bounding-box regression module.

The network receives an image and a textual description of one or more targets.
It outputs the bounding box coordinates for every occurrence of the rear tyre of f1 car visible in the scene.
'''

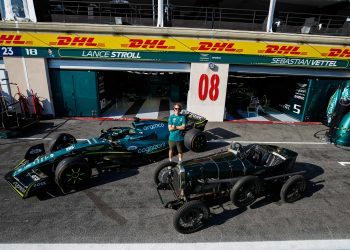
[184,128,207,152]
[55,157,91,191]
[173,200,209,234]
[230,176,260,207]
[280,175,306,203]
[49,133,77,153]
[154,161,178,188]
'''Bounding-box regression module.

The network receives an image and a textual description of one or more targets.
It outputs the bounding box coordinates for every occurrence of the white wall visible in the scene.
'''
[187,63,229,122]
[3,57,54,116]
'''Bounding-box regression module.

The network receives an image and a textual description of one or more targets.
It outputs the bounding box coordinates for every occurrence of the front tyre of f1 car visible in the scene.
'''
[55,157,91,191]
[49,133,77,153]
[173,200,209,234]
[230,176,260,207]
[154,161,178,188]
[280,175,306,203]
[184,128,207,152]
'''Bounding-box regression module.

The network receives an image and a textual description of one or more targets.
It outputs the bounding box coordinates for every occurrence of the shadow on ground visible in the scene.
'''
[35,167,139,200]
[200,162,324,232]
[205,141,231,151]
[207,205,247,228]
[22,120,70,138]
[204,127,240,141]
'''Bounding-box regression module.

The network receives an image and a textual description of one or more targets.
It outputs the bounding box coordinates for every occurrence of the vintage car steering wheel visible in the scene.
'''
[232,142,243,152]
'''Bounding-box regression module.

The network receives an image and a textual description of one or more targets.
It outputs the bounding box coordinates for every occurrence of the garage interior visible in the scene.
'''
[100,70,189,119]
[49,68,189,119]
[225,73,343,122]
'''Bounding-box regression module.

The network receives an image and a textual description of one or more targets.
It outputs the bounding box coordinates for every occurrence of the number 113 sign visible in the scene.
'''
[187,63,229,121]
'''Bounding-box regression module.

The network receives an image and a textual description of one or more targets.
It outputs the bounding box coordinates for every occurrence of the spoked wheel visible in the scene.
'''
[192,133,207,152]
[280,175,306,203]
[232,142,243,152]
[55,157,91,191]
[173,200,209,234]
[153,161,177,188]
[184,128,207,152]
[230,176,260,207]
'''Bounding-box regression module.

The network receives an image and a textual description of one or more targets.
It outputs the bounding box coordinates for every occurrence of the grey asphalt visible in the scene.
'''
[0,119,349,243]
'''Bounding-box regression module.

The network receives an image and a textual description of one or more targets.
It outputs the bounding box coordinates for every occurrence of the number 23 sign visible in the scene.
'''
[187,63,228,121]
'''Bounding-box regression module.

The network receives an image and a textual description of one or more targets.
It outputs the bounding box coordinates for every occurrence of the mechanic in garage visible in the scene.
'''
[168,103,186,162]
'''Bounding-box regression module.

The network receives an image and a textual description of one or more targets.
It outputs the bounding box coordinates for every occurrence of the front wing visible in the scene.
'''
[5,167,50,199]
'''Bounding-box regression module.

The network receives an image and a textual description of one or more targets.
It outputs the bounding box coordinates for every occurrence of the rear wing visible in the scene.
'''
[181,110,208,130]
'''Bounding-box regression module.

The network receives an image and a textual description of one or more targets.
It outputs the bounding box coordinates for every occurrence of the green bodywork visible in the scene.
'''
[173,144,298,197]
[6,111,208,198]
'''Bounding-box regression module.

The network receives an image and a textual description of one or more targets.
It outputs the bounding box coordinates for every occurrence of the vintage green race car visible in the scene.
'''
[5,111,208,198]
[155,142,306,234]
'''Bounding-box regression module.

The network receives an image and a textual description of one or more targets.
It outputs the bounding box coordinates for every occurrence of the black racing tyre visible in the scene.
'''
[173,200,209,234]
[184,128,207,152]
[280,175,306,203]
[153,161,178,186]
[49,133,77,153]
[230,176,260,207]
[55,157,91,190]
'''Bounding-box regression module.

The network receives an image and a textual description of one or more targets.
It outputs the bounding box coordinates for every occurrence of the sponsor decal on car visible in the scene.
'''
[127,146,138,151]
[29,174,40,181]
[65,145,75,151]
[34,181,46,188]
[14,153,55,175]
[13,182,25,193]
[143,123,165,131]
[29,148,44,155]
[137,142,167,153]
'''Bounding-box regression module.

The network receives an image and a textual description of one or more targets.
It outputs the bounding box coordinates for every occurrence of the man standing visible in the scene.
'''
[168,103,186,162]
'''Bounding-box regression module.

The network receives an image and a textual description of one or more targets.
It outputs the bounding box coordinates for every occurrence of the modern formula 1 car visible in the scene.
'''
[155,142,307,234]
[5,111,208,198]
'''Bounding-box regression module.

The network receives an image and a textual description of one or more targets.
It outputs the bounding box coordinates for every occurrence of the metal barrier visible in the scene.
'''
[48,0,350,36]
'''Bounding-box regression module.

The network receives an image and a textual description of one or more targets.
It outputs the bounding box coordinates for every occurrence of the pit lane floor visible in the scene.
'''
[0,119,349,243]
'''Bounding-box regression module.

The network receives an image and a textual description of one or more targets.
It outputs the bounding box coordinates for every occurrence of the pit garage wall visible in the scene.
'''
[187,63,229,121]
[3,57,54,116]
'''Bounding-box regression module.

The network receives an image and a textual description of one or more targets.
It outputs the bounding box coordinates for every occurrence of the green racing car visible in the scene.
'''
[5,111,208,198]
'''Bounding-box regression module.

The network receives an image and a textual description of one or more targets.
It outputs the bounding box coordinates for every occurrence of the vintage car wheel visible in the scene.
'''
[55,157,91,190]
[184,128,207,152]
[280,175,306,203]
[153,161,178,186]
[230,176,260,207]
[49,133,77,153]
[173,200,209,234]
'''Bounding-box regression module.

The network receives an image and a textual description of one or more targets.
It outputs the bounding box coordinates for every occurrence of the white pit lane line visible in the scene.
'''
[1,240,350,250]
[208,139,329,145]
[338,162,350,166]
[16,137,330,145]
[17,137,87,141]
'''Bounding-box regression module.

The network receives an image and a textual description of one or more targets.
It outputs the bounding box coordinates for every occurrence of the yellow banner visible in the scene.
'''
[1,32,350,59]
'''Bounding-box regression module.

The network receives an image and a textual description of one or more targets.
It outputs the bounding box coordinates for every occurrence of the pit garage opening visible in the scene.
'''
[48,60,190,119]
[225,73,347,123]
[98,71,189,119]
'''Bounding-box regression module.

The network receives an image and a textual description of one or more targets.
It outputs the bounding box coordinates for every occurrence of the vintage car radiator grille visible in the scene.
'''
[172,168,180,195]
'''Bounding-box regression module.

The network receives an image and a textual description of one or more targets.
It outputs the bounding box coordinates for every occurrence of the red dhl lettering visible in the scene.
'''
[193,42,238,52]
[328,48,350,57]
[56,36,98,46]
[125,39,172,49]
[0,34,27,45]
[263,45,303,55]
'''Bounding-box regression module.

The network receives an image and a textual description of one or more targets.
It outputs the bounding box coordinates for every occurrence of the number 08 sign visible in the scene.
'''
[187,63,229,121]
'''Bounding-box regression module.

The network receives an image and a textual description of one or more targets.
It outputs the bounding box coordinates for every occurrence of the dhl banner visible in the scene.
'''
[0,32,350,68]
